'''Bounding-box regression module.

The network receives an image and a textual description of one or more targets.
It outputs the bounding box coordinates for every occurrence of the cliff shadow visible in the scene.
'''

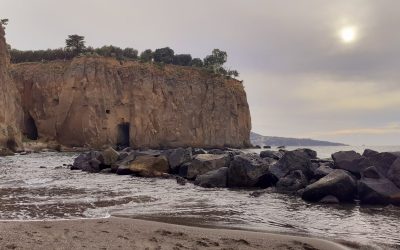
[24,113,38,140]
[117,122,130,149]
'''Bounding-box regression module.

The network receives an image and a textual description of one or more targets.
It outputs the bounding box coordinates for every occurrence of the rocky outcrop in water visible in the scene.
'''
[0,25,21,153]
[11,57,251,149]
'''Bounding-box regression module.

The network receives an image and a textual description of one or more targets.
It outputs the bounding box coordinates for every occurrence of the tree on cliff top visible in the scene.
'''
[140,49,154,62]
[65,34,86,54]
[1,19,9,29]
[204,49,227,73]
[172,54,192,66]
[153,47,174,64]
[204,49,239,78]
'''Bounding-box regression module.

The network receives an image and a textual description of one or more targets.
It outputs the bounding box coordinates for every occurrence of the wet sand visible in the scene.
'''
[0,217,349,250]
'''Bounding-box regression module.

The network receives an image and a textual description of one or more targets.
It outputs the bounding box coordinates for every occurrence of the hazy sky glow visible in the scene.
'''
[1,0,399,145]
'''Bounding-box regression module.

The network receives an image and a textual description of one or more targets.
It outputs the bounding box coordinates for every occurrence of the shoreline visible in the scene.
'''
[0,216,350,250]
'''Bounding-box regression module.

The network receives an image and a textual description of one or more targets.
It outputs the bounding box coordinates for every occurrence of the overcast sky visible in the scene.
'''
[1,0,399,145]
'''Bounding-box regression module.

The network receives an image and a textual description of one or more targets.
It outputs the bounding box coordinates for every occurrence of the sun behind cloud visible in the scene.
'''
[339,26,357,43]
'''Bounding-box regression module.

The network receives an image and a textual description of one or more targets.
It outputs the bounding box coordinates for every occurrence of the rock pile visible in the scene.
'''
[71,147,400,206]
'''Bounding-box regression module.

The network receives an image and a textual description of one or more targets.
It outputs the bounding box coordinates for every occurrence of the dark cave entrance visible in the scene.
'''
[25,114,38,140]
[117,122,130,149]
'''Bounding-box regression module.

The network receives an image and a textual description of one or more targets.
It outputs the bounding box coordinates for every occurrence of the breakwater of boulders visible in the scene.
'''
[71,147,400,206]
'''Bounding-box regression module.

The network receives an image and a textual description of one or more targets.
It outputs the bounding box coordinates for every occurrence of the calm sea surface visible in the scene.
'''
[1,145,400,249]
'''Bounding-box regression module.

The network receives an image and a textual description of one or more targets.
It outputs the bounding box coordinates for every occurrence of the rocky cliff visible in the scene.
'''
[0,25,21,151]
[11,57,251,149]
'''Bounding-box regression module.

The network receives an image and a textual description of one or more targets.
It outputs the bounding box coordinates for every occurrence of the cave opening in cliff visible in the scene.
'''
[117,123,130,149]
[25,114,38,140]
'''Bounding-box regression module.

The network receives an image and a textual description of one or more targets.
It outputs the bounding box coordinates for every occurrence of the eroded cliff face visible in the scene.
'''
[0,25,21,151]
[11,57,251,149]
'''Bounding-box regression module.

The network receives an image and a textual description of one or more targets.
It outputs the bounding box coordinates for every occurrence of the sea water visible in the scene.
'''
[0,146,400,248]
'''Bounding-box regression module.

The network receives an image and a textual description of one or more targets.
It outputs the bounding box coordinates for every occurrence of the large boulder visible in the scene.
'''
[388,158,400,188]
[112,152,136,173]
[331,151,366,175]
[179,154,229,179]
[276,170,308,192]
[71,151,103,173]
[359,152,400,177]
[227,154,272,188]
[260,150,283,160]
[98,147,119,166]
[194,167,228,188]
[362,149,379,157]
[128,155,169,177]
[269,150,314,180]
[358,166,400,205]
[302,169,357,202]
[167,147,192,173]
[292,148,317,159]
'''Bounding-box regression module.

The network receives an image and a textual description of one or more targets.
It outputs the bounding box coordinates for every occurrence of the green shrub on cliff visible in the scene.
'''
[123,48,139,59]
[153,47,175,64]
[10,48,75,63]
[191,58,204,67]
[140,49,154,62]
[172,54,192,66]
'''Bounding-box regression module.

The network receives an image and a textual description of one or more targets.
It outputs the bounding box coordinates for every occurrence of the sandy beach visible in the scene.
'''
[0,217,350,250]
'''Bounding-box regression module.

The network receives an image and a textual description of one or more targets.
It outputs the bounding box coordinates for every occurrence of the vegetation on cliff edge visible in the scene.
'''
[7,31,239,78]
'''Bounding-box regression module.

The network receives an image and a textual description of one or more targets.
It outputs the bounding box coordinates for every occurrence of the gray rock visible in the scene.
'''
[260,150,283,160]
[362,149,379,157]
[292,148,317,159]
[359,152,400,177]
[167,147,192,173]
[276,170,308,192]
[227,154,273,188]
[118,152,130,161]
[207,149,226,155]
[176,176,187,185]
[98,147,119,166]
[116,165,132,175]
[111,152,136,173]
[269,150,314,180]
[194,167,228,188]
[249,190,268,197]
[120,147,133,153]
[332,151,366,175]
[302,169,357,202]
[319,195,340,204]
[100,168,112,174]
[181,154,229,179]
[71,151,102,173]
[358,166,400,205]
[313,164,335,179]
[388,158,400,188]
[135,150,163,157]
[128,155,169,177]
[193,148,207,155]
[310,163,320,174]
[311,158,334,164]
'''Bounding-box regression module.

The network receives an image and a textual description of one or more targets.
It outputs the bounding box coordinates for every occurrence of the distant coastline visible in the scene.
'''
[250,132,347,147]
